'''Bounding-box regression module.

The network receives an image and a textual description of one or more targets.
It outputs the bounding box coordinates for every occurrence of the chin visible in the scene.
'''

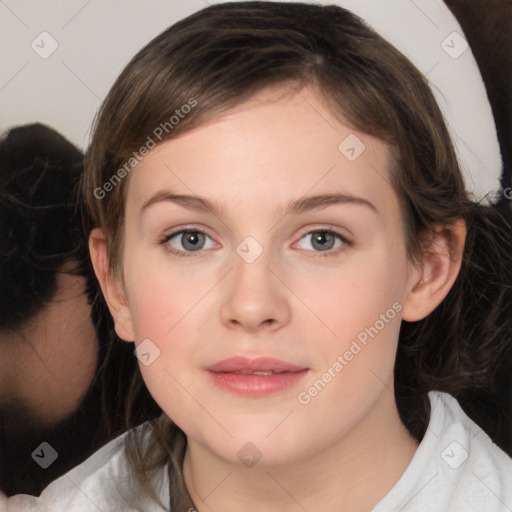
[202,428,313,468]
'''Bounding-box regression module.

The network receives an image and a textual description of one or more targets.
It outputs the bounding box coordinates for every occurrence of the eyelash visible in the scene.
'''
[159,227,353,259]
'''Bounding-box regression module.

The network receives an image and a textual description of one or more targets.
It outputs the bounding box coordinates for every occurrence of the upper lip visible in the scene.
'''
[205,356,308,373]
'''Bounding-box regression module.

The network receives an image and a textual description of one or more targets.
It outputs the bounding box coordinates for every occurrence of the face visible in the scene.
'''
[108,85,419,466]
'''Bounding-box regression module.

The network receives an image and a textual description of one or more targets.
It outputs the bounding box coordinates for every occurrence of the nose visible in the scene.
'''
[219,249,291,332]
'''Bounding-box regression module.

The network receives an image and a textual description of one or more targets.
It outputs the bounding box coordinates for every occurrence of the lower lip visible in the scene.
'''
[205,370,309,397]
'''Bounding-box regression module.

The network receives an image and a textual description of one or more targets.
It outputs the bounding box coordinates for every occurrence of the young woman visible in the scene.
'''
[6,2,511,511]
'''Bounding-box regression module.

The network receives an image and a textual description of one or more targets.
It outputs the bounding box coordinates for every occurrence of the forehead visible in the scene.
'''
[126,85,398,219]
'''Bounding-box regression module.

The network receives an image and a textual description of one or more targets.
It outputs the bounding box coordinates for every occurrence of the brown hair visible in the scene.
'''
[80,2,512,510]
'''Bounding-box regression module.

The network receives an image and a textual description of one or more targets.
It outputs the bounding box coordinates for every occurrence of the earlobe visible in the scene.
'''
[402,219,466,322]
[88,228,135,342]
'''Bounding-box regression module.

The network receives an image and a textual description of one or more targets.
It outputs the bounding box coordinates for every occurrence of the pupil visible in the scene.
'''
[312,232,334,251]
[183,232,203,251]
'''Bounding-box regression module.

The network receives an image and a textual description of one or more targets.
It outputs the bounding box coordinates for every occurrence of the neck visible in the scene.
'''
[183,385,418,512]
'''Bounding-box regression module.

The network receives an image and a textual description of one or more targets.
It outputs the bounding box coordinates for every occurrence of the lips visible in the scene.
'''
[204,356,309,397]
[205,356,307,374]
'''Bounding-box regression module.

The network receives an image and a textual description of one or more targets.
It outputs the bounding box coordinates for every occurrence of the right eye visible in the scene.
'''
[160,229,216,257]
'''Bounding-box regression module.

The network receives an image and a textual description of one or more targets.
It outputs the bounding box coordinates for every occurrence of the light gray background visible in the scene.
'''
[0,0,502,201]
[0,0,206,150]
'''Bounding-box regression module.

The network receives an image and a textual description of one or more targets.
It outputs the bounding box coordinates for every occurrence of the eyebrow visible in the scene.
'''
[141,191,378,216]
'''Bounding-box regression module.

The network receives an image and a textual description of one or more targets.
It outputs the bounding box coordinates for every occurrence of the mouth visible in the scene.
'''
[205,356,308,374]
[230,370,282,375]
[204,356,309,397]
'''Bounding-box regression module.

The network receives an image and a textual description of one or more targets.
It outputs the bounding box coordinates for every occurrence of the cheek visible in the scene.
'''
[121,251,217,417]
[300,245,406,340]
[290,267,404,445]
[123,248,216,340]
[295,245,406,398]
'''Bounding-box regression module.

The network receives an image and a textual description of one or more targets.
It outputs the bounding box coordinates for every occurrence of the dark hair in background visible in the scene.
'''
[80,2,512,510]
[443,0,512,456]
[0,123,84,329]
[0,123,156,496]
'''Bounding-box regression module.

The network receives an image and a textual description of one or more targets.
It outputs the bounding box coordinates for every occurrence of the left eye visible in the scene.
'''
[296,230,348,252]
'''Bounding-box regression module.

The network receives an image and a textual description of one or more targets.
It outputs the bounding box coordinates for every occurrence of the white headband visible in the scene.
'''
[334,0,502,203]
[213,0,503,202]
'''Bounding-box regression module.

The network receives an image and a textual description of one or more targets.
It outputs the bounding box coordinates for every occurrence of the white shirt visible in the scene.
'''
[2,392,511,511]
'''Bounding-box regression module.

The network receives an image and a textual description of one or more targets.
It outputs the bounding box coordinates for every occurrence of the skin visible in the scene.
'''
[90,85,466,512]
[0,269,99,497]
[0,270,97,426]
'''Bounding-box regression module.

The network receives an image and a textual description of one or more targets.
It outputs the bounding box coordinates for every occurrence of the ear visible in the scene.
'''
[88,228,135,342]
[402,219,466,322]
